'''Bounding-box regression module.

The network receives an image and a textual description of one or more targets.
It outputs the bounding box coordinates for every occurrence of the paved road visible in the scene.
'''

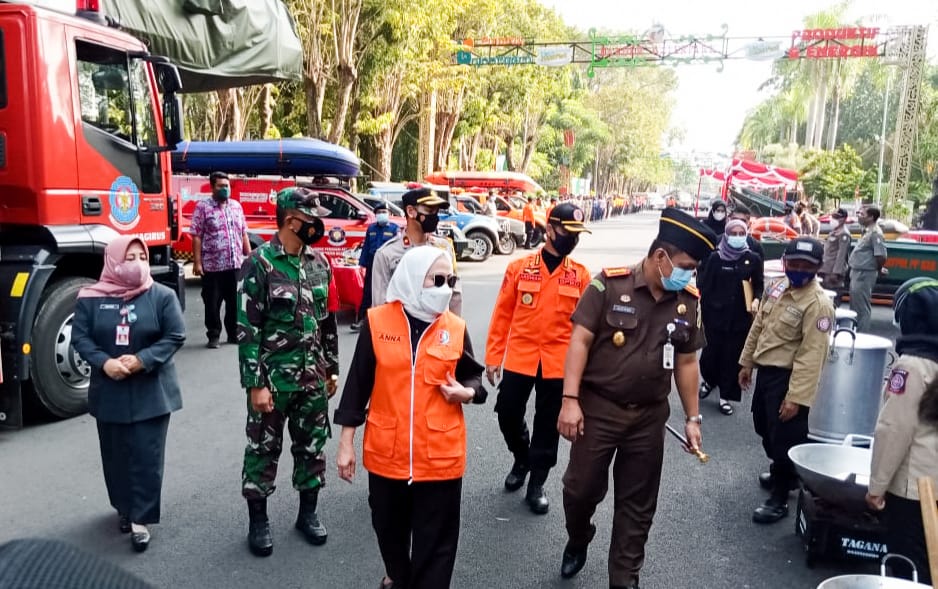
[0,211,901,589]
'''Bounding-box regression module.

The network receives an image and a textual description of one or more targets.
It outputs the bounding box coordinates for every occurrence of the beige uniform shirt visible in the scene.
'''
[869,355,938,500]
[820,224,851,277]
[848,224,887,271]
[739,278,834,407]
[370,233,462,315]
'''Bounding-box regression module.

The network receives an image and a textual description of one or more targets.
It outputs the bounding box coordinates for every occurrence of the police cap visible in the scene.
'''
[656,207,717,262]
[401,188,449,210]
[783,236,824,265]
[277,186,330,217]
[548,202,591,233]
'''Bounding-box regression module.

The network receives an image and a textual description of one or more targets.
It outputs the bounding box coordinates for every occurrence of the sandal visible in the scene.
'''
[699,382,712,399]
[719,401,734,416]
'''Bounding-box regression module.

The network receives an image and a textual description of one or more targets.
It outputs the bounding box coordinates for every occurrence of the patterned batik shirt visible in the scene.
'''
[237,235,339,392]
[190,198,247,272]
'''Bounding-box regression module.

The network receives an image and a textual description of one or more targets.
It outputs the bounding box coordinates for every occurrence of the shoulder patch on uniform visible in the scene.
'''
[589,278,606,292]
[683,284,700,298]
[602,267,631,278]
[816,316,832,333]
[887,368,908,395]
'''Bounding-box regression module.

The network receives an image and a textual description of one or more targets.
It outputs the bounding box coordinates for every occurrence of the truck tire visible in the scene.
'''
[465,230,494,262]
[28,277,95,418]
[496,233,516,255]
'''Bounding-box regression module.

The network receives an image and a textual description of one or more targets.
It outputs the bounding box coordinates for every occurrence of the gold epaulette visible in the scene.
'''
[684,284,700,298]
[602,267,632,278]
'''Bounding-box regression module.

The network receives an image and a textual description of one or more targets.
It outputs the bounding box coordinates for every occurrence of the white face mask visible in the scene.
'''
[712,211,726,221]
[418,285,452,317]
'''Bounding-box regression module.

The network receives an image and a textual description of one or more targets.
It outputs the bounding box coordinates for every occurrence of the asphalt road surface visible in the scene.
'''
[0,211,902,589]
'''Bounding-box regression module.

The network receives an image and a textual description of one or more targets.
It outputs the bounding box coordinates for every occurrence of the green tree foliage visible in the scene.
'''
[800,145,870,207]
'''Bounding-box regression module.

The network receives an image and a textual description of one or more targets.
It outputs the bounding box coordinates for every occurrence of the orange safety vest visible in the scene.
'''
[485,251,591,379]
[363,302,467,482]
[522,204,535,223]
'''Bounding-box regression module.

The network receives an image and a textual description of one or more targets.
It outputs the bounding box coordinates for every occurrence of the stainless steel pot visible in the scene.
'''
[789,435,872,512]
[809,329,894,443]
[834,308,858,331]
[817,555,929,588]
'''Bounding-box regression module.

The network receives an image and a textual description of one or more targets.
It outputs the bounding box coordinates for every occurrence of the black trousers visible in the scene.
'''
[523,221,535,248]
[96,414,171,524]
[368,473,462,589]
[495,367,563,474]
[751,366,808,501]
[356,266,374,323]
[884,492,932,584]
[201,269,238,340]
[699,326,749,402]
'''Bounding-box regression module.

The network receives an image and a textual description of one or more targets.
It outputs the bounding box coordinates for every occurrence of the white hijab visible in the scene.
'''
[386,246,453,322]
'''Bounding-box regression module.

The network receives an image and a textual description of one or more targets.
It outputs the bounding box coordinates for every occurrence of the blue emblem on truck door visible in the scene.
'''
[108,176,141,230]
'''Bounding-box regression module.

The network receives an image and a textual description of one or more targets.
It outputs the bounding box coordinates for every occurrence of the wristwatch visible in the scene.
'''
[686,414,703,424]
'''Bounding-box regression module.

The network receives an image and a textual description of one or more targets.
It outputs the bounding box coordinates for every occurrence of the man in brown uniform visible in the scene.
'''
[557,208,716,589]
[739,237,834,524]
[819,207,851,290]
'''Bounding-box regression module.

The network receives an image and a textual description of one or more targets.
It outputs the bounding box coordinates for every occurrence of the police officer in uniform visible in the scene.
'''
[738,237,834,524]
[819,207,850,290]
[848,206,887,332]
[557,208,716,589]
[351,202,399,332]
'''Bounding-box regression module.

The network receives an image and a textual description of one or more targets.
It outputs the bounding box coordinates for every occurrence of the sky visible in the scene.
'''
[544,0,938,159]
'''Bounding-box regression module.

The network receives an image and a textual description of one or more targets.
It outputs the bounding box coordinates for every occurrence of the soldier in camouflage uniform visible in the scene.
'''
[237,187,339,557]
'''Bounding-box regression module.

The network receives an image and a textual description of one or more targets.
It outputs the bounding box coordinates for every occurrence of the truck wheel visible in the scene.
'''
[465,231,494,262]
[496,233,516,255]
[28,277,95,418]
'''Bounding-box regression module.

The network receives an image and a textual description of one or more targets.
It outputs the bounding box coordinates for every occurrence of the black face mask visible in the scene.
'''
[292,217,325,246]
[417,212,439,234]
[550,230,579,257]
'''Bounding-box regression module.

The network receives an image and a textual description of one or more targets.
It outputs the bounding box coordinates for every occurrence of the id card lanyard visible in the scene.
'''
[663,322,675,370]
[115,304,136,347]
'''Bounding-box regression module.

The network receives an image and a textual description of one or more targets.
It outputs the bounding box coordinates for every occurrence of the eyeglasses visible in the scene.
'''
[431,274,458,288]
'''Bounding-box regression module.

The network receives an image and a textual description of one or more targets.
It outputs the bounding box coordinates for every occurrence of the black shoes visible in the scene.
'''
[504,461,529,492]
[611,581,640,589]
[130,526,150,553]
[525,484,549,515]
[118,514,131,534]
[560,523,596,579]
[296,490,328,545]
[752,497,789,524]
[698,382,712,399]
[207,338,220,349]
[247,499,274,557]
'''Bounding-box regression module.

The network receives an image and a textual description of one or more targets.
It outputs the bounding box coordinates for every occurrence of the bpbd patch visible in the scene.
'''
[887,369,908,395]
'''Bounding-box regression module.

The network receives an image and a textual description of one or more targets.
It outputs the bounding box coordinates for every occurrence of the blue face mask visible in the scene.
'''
[785,270,816,288]
[727,235,748,250]
[376,212,389,225]
[660,252,694,291]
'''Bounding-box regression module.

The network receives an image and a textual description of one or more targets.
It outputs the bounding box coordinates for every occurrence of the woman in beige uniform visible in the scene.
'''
[866,277,938,584]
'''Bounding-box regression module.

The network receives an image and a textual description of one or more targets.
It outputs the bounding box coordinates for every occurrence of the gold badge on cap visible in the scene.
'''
[612,331,626,347]
[677,303,687,315]
[620,294,631,303]
[521,293,534,305]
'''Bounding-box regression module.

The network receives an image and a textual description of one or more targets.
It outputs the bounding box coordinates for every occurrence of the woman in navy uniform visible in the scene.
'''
[72,236,186,552]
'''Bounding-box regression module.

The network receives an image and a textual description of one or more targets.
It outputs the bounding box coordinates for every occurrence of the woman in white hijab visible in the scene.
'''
[334,246,485,589]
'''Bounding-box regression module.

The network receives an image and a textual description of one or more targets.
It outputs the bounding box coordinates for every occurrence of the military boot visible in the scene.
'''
[525,469,550,515]
[296,490,328,545]
[247,499,273,557]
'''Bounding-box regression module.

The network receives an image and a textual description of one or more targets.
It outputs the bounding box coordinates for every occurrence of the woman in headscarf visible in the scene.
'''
[697,219,764,415]
[702,199,728,236]
[866,277,938,584]
[334,246,485,589]
[71,236,186,552]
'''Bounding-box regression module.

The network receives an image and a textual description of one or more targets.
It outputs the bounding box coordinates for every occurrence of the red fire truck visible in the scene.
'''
[0,1,185,428]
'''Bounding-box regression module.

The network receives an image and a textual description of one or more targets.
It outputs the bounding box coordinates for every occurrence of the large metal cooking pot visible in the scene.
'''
[834,308,858,331]
[789,435,872,512]
[817,555,929,588]
[809,329,894,443]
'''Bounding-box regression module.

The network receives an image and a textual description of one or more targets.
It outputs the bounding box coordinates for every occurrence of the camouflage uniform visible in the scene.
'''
[238,228,339,500]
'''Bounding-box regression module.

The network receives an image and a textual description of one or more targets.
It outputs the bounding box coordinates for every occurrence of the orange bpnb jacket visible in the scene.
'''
[485,252,591,379]
[522,204,535,223]
[363,302,467,482]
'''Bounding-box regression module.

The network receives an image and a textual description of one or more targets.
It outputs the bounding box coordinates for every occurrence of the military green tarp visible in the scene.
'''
[101,0,303,93]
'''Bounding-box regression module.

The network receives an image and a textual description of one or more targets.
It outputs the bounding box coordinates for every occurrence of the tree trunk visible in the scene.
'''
[260,84,274,138]
[304,78,325,139]
[215,88,242,141]
[329,63,357,145]
[504,136,515,171]
[375,131,393,181]
[348,83,363,153]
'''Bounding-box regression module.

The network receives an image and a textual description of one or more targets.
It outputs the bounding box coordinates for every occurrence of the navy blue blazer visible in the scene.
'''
[72,284,186,424]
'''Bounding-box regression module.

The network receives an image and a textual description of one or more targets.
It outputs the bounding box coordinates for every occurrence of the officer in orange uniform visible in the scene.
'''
[486,203,592,514]
[522,197,536,249]
[557,208,716,589]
